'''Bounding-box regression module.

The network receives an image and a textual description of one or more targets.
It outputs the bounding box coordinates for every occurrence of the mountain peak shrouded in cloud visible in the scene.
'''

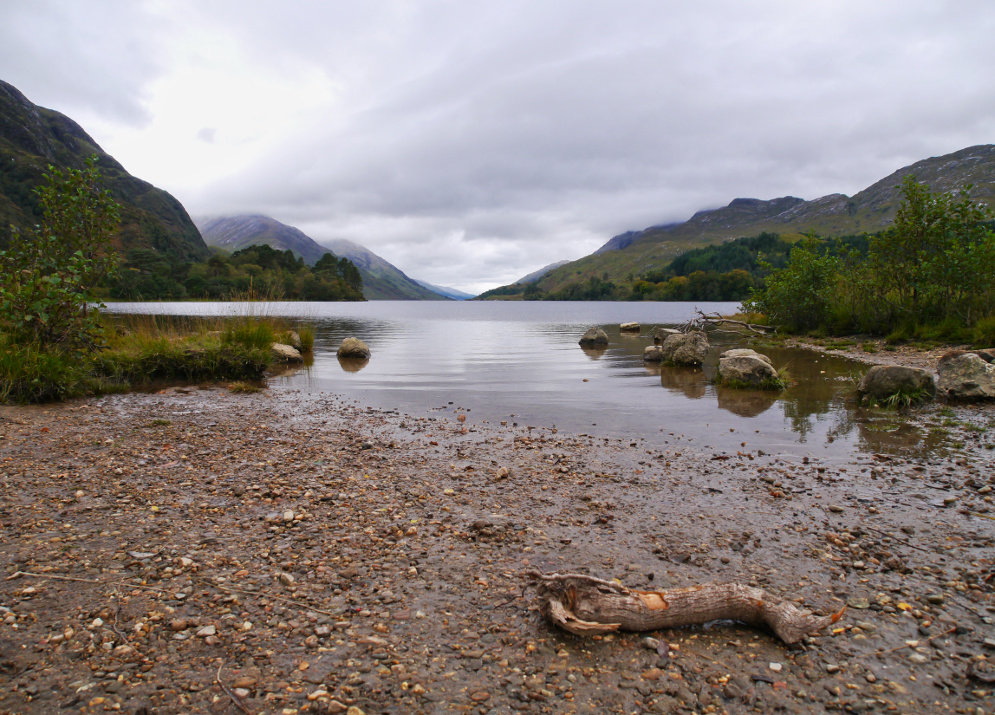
[197,214,449,300]
[3,2,995,292]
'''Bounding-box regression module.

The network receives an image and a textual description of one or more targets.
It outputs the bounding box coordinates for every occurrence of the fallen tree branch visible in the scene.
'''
[527,571,844,645]
[695,310,777,335]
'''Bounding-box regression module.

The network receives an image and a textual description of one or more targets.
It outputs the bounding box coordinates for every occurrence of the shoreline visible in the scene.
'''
[1,377,994,713]
[781,337,967,374]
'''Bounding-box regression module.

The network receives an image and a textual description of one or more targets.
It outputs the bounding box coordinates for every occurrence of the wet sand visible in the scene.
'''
[1,375,994,714]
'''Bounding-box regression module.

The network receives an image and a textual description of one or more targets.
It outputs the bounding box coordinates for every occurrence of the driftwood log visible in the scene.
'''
[529,571,845,645]
[691,309,776,336]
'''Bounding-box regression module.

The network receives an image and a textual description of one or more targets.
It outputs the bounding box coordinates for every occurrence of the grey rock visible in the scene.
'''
[643,345,664,362]
[337,337,371,359]
[652,327,682,345]
[285,330,303,351]
[578,327,609,347]
[620,322,640,332]
[271,343,303,363]
[857,365,935,404]
[718,353,781,389]
[660,331,709,366]
[719,348,773,365]
[937,353,995,401]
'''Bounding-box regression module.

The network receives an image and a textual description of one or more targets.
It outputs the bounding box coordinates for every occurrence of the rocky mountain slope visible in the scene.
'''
[198,214,446,300]
[520,144,995,295]
[0,79,208,261]
[320,237,446,301]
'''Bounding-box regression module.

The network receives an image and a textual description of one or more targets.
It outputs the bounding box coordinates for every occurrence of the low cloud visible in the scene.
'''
[4,0,995,292]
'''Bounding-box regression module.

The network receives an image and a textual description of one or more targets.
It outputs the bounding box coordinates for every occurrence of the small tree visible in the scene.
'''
[744,235,839,332]
[0,156,121,352]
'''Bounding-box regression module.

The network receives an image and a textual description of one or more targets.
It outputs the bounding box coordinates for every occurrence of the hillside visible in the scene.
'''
[0,79,208,262]
[320,238,447,301]
[500,145,995,297]
[198,214,445,300]
[198,215,329,265]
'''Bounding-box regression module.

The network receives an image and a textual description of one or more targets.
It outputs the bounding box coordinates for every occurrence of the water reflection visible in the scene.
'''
[338,356,370,373]
[659,366,707,399]
[101,301,960,461]
[580,346,608,360]
[715,385,778,417]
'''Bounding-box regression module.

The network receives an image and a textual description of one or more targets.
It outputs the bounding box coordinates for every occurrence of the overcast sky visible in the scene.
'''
[3,0,994,293]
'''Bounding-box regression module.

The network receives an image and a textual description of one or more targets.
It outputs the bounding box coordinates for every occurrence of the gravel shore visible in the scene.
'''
[2,377,994,714]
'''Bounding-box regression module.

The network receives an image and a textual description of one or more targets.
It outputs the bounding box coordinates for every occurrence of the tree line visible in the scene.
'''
[746,176,995,341]
[110,242,363,301]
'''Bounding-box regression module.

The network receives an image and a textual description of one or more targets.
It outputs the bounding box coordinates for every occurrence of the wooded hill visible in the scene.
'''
[484,145,995,300]
[0,79,208,263]
[199,215,447,300]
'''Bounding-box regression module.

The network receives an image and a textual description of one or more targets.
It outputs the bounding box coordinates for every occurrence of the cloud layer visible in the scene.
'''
[4,0,995,292]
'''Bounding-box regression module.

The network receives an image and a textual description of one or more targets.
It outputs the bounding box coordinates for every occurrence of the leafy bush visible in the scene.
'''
[0,157,120,352]
[743,236,839,332]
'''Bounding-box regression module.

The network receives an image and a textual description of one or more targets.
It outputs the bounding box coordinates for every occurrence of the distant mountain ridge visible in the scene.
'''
[515,144,995,296]
[0,79,208,262]
[414,280,474,300]
[198,214,447,300]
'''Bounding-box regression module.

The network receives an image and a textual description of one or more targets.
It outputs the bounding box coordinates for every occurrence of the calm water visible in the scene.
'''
[103,300,929,462]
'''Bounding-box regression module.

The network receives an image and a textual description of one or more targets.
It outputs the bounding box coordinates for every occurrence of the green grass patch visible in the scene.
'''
[0,312,316,404]
[823,339,857,350]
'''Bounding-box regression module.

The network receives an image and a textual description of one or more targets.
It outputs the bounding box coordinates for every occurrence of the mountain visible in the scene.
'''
[507,144,995,296]
[198,214,328,265]
[319,238,447,300]
[414,280,475,300]
[0,79,208,262]
[198,214,445,300]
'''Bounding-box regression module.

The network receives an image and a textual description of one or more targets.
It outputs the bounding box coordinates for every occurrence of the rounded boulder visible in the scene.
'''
[337,337,371,359]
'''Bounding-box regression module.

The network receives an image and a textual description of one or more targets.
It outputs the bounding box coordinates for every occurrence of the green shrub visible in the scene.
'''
[974,315,995,347]
[0,157,120,353]
[0,342,92,403]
